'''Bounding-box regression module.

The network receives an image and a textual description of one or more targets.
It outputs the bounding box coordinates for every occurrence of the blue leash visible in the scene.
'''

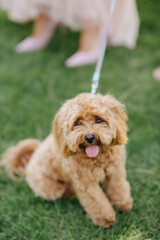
[91,0,117,94]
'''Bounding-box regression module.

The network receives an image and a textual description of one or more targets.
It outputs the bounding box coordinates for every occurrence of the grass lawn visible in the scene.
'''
[0,0,160,239]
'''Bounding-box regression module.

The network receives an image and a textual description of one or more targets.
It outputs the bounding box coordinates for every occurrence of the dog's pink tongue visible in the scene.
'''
[85,145,99,158]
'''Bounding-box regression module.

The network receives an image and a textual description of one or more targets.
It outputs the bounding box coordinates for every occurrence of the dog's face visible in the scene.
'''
[53,93,128,158]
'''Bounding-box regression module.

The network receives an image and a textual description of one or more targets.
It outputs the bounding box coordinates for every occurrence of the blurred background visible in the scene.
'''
[0,0,160,239]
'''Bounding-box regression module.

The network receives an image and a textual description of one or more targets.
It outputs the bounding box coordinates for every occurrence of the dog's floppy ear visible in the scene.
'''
[105,95,128,145]
[112,102,128,145]
[53,112,69,157]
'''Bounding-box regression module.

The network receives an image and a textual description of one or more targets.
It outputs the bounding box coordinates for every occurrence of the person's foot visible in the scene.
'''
[65,24,107,68]
[16,22,56,53]
[153,66,160,80]
[65,51,99,68]
[16,37,47,52]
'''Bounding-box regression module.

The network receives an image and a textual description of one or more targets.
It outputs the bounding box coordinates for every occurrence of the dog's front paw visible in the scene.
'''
[117,197,133,212]
[92,212,116,228]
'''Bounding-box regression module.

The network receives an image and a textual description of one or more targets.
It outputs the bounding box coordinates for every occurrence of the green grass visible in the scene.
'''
[0,0,160,239]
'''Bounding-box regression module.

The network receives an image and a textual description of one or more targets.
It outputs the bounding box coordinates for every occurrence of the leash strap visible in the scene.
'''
[91,0,117,94]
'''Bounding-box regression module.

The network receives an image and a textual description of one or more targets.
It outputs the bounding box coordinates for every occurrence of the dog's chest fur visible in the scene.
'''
[61,145,123,185]
[29,135,125,190]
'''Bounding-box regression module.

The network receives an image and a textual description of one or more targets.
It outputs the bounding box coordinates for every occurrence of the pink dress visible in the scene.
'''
[0,0,140,48]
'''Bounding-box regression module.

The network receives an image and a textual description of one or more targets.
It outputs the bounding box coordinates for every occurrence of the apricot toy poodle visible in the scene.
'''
[1,93,133,228]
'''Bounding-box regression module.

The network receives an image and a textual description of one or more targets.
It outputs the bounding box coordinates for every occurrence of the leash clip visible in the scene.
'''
[91,72,100,94]
[91,81,98,94]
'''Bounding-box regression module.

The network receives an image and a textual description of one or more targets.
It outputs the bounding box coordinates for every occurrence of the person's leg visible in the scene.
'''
[65,25,105,67]
[16,14,57,53]
[79,26,101,52]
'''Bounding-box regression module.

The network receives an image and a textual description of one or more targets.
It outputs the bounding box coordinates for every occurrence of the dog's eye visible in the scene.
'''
[96,118,103,124]
[74,120,81,126]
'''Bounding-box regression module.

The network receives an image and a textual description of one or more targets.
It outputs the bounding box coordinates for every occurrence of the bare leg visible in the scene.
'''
[16,14,57,53]
[32,14,53,38]
[79,26,101,52]
[65,25,105,67]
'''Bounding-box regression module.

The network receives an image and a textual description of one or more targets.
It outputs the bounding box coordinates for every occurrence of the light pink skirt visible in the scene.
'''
[0,0,140,48]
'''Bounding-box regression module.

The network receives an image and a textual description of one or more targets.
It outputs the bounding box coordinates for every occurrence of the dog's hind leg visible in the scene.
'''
[26,172,68,201]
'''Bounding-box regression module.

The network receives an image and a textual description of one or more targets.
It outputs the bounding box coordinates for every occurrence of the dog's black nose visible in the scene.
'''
[85,134,95,144]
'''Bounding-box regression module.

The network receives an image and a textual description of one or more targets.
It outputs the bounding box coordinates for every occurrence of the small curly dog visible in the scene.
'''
[1,93,133,228]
